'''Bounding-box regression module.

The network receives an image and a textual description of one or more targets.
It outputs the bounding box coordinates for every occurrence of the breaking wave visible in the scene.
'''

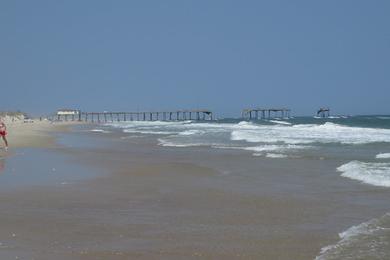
[337,161,390,187]
[90,129,111,133]
[106,120,390,157]
[376,153,390,159]
[231,122,390,145]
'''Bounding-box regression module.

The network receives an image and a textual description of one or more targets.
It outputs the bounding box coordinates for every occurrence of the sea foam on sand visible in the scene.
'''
[266,153,288,158]
[315,213,390,260]
[337,161,390,187]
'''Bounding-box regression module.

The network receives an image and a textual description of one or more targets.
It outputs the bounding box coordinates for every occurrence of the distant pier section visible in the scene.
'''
[54,109,213,122]
[242,108,291,120]
[317,108,330,118]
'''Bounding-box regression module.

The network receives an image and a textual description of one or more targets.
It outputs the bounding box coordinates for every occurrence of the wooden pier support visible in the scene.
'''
[242,108,291,120]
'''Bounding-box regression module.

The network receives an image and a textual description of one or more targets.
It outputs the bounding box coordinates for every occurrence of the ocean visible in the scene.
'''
[98,115,390,164]
[87,115,390,259]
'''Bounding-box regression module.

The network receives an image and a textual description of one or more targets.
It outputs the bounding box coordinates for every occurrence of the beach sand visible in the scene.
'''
[3,121,79,149]
[0,150,327,259]
[0,124,323,259]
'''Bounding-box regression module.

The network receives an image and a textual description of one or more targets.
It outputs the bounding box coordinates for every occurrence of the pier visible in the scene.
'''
[54,110,213,122]
[242,108,291,120]
[317,108,330,118]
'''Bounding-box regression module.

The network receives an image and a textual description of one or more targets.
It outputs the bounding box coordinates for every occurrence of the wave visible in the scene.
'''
[107,121,390,155]
[337,161,390,187]
[157,139,201,147]
[178,130,205,136]
[244,144,307,153]
[315,213,390,260]
[90,129,111,133]
[266,153,288,158]
[106,120,192,129]
[123,129,178,135]
[231,122,390,145]
[377,116,390,120]
[376,153,390,159]
[268,120,292,125]
[158,138,224,148]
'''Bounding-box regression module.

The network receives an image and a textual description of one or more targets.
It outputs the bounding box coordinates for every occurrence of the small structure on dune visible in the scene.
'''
[317,108,330,118]
[0,111,26,122]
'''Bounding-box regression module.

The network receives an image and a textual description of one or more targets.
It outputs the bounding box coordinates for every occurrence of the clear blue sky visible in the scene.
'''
[1,1,389,117]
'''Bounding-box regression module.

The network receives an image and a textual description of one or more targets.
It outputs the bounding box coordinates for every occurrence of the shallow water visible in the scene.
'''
[0,147,100,190]
[98,115,390,259]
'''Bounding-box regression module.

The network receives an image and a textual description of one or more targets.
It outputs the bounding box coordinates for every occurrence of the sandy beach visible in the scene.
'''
[0,121,323,259]
[0,125,325,259]
[3,121,79,149]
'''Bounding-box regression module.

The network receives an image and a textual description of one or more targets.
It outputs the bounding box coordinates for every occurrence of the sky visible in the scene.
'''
[0,1,389,117]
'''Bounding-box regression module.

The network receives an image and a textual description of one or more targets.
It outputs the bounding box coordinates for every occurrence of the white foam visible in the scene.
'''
[268,120,292,125]
[90,129,110,133]
[157,139,209,147]
[266,153,288,158]
[315,213,390,260]
[107,120,390,157]
[244,144,306,153]
[106,120,191,129]
[252,153,263,157]
[123,129,178,135]
[337,161,390,187]
[376,153,390,159]
[178,130,205,136]
[231,122,390,145]
[120,135,142,139]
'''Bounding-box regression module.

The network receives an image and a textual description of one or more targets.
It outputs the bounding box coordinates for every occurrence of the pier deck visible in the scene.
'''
[54,110,213,122]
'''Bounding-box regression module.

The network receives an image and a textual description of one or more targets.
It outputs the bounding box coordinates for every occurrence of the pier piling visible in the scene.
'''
[317,108,330,118]
[242,108,291,120]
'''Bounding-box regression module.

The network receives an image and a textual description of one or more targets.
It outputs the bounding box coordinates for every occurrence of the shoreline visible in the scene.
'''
[6,121,84,148]
[0,121,87,157]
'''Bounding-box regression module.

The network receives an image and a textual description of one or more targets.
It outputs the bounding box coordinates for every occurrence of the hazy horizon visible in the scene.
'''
[1,1,389,117]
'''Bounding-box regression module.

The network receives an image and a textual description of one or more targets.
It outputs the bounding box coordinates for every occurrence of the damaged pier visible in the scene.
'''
[242,108,291,120]
[317,108,330,118]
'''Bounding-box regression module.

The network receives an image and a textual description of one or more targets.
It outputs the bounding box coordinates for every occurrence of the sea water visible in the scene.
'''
[92,115,390,259]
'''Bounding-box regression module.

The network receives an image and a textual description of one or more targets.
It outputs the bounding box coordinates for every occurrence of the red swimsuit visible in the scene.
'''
[0,124,6,136]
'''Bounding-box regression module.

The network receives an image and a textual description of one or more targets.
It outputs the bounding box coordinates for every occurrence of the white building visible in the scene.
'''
[57,109,80,116]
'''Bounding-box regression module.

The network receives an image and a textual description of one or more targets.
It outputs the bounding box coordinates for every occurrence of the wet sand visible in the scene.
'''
[1,127,390,259]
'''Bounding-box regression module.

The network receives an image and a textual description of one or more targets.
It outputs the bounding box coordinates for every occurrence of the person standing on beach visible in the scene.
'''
[0,121,8,151]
